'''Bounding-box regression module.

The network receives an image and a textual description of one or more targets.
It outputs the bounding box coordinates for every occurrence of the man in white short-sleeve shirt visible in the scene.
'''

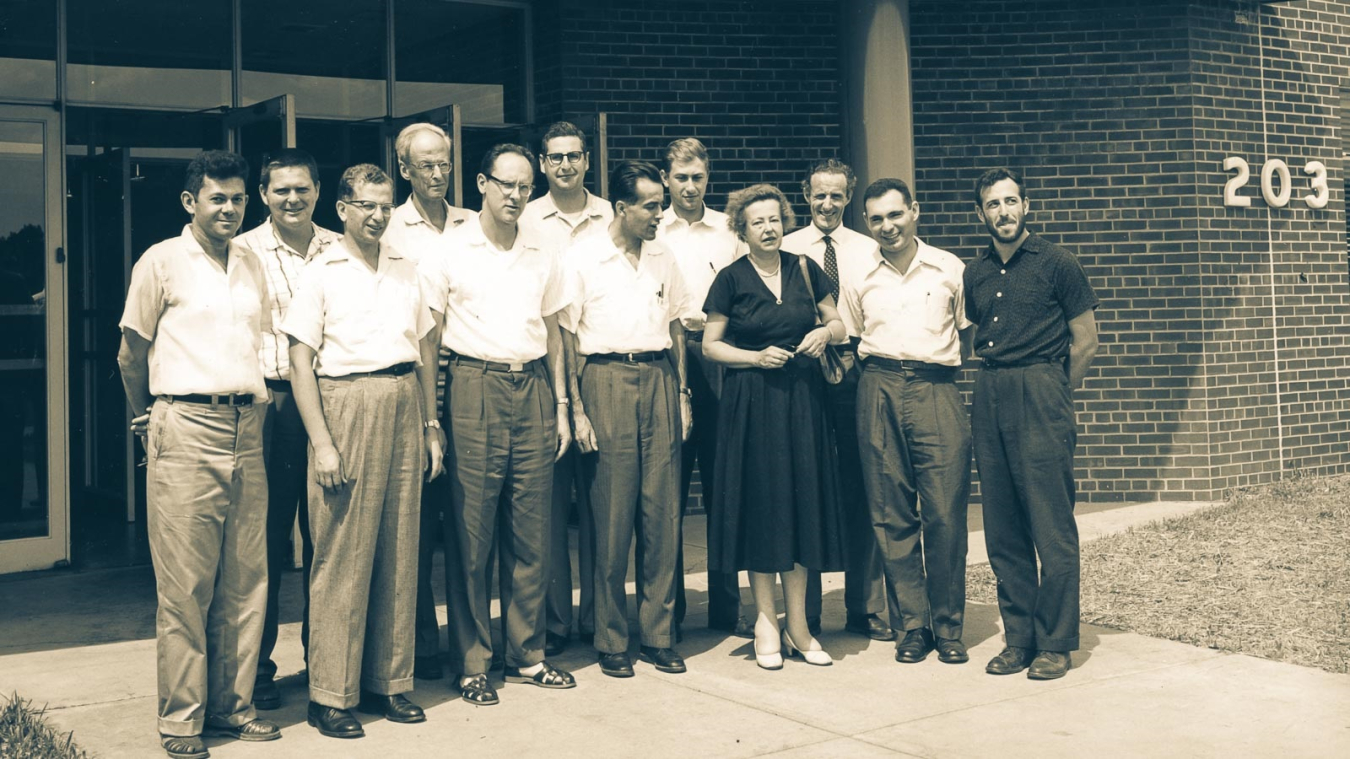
[382,122,474,264]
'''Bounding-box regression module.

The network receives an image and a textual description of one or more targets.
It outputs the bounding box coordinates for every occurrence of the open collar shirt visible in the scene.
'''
[657,204,746,326]
[382,196,474,265]
[520,190,613,257]
[421,214,569,364]
[560,234,691,355]
[235,217,341,381]
[281,240,432,378]
[841,239,971,366]
[119,225,269,398]
[782,221,877,338]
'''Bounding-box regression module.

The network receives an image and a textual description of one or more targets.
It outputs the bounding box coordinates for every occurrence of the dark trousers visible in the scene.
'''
[545,449,594,637]
[415,455,454,662]
[856,363,970,639]
[972,362,1080,652]
[258,382,312,681]
[807,349,886,621]
[581,358,681,653]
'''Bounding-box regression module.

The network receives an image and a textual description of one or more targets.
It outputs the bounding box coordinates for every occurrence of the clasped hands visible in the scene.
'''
[755,326,832,369]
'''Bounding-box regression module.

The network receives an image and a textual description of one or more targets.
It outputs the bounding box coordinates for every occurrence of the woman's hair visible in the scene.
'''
[724,183,795,242]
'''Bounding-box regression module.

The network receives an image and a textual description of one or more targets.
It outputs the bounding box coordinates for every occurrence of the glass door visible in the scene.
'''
[0,104,68,573]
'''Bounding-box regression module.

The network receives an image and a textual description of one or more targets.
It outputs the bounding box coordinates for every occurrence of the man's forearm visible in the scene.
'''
[417,335,439,423]
[670,322,688,390]
[287,341,334,451]
[562,329,585,414]
[117,334,152,414]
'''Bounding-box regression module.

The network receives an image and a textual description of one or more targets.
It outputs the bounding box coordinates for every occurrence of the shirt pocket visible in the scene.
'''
[924,288,953,334]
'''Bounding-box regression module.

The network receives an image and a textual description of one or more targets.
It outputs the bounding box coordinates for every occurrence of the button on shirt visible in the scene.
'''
[963,232,1099,365]
[657,205,745,324]
[282,241,433,378]
[519,190,613,257]
[841,239,971,366]
[421,215,569,364]
[782,222,877,338]
[381,197,474,265]
[561,235,691,355]
[119,225,270,398]
[235,218,341,381]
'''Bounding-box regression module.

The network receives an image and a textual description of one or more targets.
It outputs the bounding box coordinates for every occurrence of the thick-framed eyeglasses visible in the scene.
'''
[413,161,451,175]
[544,151,585,167]
[484,173,533,197]
[342,200,396,216]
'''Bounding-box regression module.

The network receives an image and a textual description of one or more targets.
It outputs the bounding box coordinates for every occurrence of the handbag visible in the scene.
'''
[797,255,846,385]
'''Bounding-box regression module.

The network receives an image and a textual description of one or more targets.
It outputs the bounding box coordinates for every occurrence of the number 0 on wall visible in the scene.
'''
[1224,156,1329,209]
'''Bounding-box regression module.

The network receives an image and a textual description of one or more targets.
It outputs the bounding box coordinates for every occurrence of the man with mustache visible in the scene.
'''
[235,148,340,710]
[520,121,613,657]
[782,159,893,643]
[561,160,692,678]
[967,167,1099,681]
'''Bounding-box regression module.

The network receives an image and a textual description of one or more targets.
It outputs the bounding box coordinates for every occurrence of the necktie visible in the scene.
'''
[822,234,840,302]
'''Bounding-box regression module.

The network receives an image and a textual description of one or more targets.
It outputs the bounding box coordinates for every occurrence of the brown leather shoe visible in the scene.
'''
[1027,650,1072,680]
[985,645,1036,675]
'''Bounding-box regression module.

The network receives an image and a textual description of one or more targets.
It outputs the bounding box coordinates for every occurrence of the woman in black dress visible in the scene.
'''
[702,184,848,669]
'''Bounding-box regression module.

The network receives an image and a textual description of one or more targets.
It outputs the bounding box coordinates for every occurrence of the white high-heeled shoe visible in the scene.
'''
[782,631,833,666]
[754,627,784,670]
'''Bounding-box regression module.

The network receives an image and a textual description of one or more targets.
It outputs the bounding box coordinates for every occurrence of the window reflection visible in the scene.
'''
[395,1,528,124]
[0,0,57,101]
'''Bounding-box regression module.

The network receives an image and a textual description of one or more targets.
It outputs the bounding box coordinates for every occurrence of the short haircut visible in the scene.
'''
[609,160,663,206]
[540,121,588,153]
[184,150,249,195]
[973,167,1027,205]
[861,177,914,210]
[801,158,857,197]
[479,143,536,178]
[395,122,451,165]
[663,137,709,173]
[337,163,393,202]
[724,184,796,242]
[259,148,319,189]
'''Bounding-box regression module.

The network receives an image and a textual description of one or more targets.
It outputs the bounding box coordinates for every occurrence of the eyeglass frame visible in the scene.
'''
[408,160,452,176]
[543,151,586,167]
[339,199,396,216]
[483,172,534,197]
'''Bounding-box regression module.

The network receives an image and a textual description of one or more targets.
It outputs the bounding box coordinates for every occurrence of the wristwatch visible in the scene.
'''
[679,387,692,397]
[556,397,570,406]
[424,419,441,430]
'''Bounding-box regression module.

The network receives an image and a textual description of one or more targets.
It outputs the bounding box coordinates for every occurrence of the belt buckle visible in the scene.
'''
[623,353,637,363]
[508,361,524,372]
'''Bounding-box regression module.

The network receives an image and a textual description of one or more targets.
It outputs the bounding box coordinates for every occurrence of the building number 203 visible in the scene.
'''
[1223,156,1329,209]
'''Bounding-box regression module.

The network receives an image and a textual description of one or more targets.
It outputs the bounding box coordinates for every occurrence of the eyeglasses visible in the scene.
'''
[342,200,396,216]
[413,161,451,175]
[484,173,533,197]
[544,151,585,167]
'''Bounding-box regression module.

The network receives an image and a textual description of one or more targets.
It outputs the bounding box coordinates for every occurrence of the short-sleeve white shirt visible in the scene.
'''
[381,197,474,265]
[841,239,971,367]
[561,235,690,355]
[421,214,568,364]
[656,205,744,324]
[782,222,877,338]
[519,190,613,257]
[281,240,434,378]
[119,226,269,398]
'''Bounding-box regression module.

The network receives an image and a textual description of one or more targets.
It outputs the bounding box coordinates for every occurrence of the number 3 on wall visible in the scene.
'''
[1224,156,1329,209]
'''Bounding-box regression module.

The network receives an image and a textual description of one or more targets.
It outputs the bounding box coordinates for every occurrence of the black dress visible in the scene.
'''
[702,251,846,574]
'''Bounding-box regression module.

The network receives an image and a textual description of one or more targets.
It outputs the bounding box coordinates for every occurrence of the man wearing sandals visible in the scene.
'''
[118,150,280,759]
[421,143,576,705]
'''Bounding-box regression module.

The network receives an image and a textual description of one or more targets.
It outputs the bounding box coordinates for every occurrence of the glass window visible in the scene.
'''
[0,0,57,101]
[241,0,388,120]
[395,1,529,124]
[67,0,232,110]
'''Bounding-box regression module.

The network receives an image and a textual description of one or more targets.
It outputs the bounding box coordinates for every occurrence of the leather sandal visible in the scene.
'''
[503,661,576,689]
[161,734,208,759]
[459,673,500,706]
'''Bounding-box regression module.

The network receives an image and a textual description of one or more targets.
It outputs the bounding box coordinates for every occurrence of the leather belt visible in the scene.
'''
[164,393,254,407]
[589,351,667,364]
[449,352,534,373]
[980,356,1059,370]
[330,362,415,380]
[864,357,957,375]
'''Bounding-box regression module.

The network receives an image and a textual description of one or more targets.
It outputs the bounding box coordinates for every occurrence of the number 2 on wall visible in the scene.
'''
[1224,157,1329,209]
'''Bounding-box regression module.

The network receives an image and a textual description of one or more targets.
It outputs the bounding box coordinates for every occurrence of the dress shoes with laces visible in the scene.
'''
[599,651,635,678]
[846,613,898,641]
[357,692,426,723]
[545,631,568,657]
[936,637,969,664]
[1027,650,1072,680]
[306,702,364,739]
[638,646,687,674]
[985,645,1036,675]
[203,719,280,742]
[894,628,934,663]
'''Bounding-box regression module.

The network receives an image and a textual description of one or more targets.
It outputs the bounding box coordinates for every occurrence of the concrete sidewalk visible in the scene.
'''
[3,501,1348,758]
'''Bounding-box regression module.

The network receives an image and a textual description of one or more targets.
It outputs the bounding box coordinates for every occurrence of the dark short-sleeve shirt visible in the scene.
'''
[703,251,832,352]
[964,232,1098,365]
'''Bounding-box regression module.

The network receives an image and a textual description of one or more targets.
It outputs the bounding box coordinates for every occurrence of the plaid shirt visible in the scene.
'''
[235,218,341,381]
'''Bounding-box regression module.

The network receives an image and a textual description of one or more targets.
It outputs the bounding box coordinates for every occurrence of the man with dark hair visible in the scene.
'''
[967,167,1098,681]
[118,150,281,758]
[520,120,613,657]
[847,177,973,666]
[562,160,692,678]
[783,159,893,642]
[422,143,576,706]
[384,122,473,263]
[284,163,442,738]
[235,148,340,710]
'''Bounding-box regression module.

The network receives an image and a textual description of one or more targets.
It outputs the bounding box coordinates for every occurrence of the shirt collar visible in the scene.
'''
[537,190,608,221]
[868,237,939,275]
[259,217,337,259]
[463,214,541,254]
[982,230,1042,260]
[661,204,725,231]
[180,224,241,265]
[398,197,462,229]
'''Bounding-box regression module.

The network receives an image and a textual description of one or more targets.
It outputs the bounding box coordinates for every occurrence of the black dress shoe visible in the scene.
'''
[936,637,969,664]
[894,628,934,663]
[252,677,280,710]
[599,651,634,678]
[985,645,1036,675]
[807,616,822,636]
[1027,650,1072,680]
[306,702,364,739]
[357,692,426,723]
[846,613,898,642]
[545,631,568,657]
[413,656,443,680]
[638,646,687,674]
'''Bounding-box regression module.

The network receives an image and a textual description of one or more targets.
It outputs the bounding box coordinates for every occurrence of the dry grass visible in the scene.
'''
[0,694,88,759]
[967,474,1350,674]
